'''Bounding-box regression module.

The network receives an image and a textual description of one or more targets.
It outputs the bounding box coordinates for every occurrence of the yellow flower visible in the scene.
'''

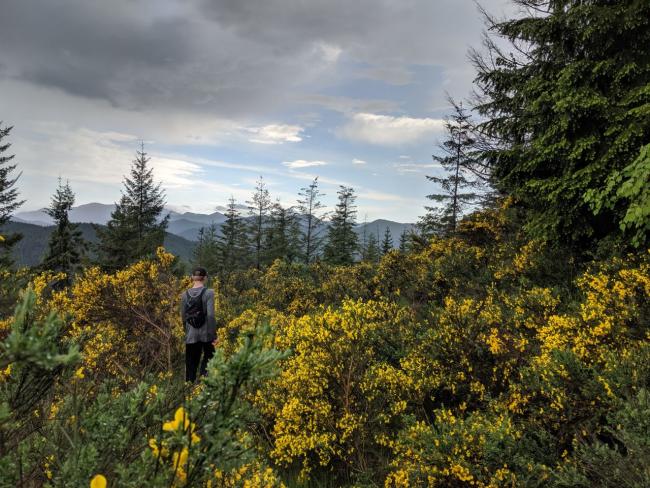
[74,367,85,379]
[90,474,107,488]
[163,407,190,432]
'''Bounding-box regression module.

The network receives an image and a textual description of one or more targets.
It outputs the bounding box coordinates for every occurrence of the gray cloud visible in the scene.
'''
[1,0,514,119]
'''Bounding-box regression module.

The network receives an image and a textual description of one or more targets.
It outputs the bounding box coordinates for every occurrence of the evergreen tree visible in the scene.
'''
[42,179,85,278]
[217,197,248,273]
[381,227,394,255]
[264,201,301,264]
[364,231,380,264]
[246,177,271,270]
[297,177,327,264]
[472,0,650,247]
[193,222,220,273]
[420,100,482,237]
[96,143,168,269]
[359,216,369,261]
[398,229,410,253]
[323,186,358,265]
[0,123,24,267]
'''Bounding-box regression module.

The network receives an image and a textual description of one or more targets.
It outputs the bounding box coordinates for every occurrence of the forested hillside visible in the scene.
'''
[0,1,649,487]
[4,221,197,266]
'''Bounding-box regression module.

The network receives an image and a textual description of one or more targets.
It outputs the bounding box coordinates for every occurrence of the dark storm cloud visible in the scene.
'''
[0,1,192,104]
[198,0,471,62]
[0,0,513,118]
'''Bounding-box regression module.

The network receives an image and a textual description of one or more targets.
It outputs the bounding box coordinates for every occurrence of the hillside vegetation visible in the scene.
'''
[1,208,648,486]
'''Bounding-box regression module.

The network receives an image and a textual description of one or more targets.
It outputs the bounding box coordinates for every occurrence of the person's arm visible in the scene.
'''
[205,290,217,334]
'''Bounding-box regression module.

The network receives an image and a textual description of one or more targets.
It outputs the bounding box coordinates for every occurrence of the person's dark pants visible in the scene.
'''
[185,342,215,383]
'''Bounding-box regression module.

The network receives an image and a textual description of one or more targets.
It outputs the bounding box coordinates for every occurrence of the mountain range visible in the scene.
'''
[8,203,414,267]
[13,203,414,242]
[13,202,230,241]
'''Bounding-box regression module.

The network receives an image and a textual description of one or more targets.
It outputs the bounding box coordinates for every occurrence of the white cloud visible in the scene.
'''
[352,158,367,165]
[153,157,204,188]
[315,42,342,63]
[339,113,445,145]
[282,159,328,169]
[247,124,304,144]
[393,162,444,174]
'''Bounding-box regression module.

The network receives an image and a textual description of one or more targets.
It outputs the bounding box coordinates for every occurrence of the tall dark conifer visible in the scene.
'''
[297,177,327,264]
[420,100,483,237]
[472,0,650,247]
[264,201,301,264]
[363,231,380,264]
[193,223,220,273]
[323,186,358,265]
[0,123,24,267]
[96,143,168,269]
[42,179,85,278]
[217,197,248,273]
[381,227,393,255]
[398,229,410,253]
[246,177,272,270]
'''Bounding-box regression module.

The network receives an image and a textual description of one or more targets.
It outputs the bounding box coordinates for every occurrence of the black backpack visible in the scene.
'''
[184,288,207,329]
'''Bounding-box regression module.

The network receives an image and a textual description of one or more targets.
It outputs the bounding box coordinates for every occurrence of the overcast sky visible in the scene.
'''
[0,0,515,222]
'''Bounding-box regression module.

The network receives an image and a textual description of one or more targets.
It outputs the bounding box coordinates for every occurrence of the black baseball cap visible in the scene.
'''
[192,267,208,277]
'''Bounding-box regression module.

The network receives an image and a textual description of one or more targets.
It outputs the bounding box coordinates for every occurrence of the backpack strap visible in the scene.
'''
[198,287,207,313]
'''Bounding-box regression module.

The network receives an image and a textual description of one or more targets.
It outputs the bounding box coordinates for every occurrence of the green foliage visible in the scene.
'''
[420,99,484,237]
[297,177,327,264]
[193,222,220,273]
[42,179,86,279]
[95,144,168,270]
[362,230,380,263]
[217,196,249,274]
[381,227,393,255]
[264,202,302,265]
[0,123,24,268]
[551,388,650,487]
[473,0,650,249]
[323,186,359,265]
[0,286,79,482]
[587,143,650,248]
[246,177,272,270]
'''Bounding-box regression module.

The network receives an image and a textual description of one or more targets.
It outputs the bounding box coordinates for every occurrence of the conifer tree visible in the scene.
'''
[364,231,380,264]
[323,186,358,265]
[381,226,393,255]
[472,0,650,247]
[193,222,220,273]
[420,100,482,237]
[246,177,271,270]
[264,201,301,264]
[359,216,369,261]
[217,197,248,273]
[398,229,410,253]
[42,179,85,278]
[95,143,168,269]
[297,177,327,264]
[0,123,24,267]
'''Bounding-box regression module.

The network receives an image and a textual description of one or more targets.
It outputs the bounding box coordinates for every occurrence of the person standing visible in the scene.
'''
[181,266,217,382]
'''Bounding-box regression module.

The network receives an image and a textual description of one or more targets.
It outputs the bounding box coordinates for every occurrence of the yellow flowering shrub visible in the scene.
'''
[45,247,184,384]
[385,410,535,487]
[258,259,320,315]
[210,461,286,488]
[255,299,417,480]
[538,255,650,366]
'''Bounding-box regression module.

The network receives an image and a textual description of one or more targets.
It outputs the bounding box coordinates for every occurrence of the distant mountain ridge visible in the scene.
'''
[13,202,414,244]
[3,221,196,267]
